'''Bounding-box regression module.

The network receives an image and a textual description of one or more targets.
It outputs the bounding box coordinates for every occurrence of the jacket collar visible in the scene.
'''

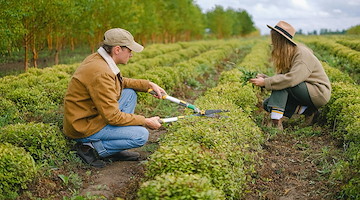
[97,47,120,75]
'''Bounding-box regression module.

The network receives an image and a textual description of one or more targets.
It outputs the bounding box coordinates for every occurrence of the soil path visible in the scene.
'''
[245,120,340,200]
[79,129,166,199]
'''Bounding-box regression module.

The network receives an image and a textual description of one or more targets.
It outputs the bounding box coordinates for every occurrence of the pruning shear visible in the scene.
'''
[148,89,229,123]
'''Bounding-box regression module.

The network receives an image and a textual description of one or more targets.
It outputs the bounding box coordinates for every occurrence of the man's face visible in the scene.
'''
[116,46,132,64]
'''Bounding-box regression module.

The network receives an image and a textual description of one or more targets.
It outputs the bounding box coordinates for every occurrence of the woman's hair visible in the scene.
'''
[270,30,297,74]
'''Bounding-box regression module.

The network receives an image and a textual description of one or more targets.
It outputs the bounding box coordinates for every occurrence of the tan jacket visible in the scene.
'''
[63,53,150,139]
[264,44,331,108]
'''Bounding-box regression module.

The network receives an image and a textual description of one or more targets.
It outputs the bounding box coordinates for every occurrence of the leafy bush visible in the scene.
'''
[142,74,263,199]
[323,82,360,127]
[145,140,245,199]
[203,82,258,114]
[346,25,360,35]
[331,143,360,199]
[0,143,37,199]
[323,63,354,84]
[0,97,22,127]
[218,68,243,84]
[4,87,59,122]
[336,99,360,142]
[0,122,69,164]
[138,173,225,200]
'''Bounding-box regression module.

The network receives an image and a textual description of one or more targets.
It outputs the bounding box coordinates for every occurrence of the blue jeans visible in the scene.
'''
[75,89,149,158]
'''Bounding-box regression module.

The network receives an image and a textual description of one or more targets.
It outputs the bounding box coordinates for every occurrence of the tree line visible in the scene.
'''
[0,0,256,71]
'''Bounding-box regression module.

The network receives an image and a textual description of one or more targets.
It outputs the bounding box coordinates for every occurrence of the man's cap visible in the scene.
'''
[267,21,297,46]
[103,28,144,52]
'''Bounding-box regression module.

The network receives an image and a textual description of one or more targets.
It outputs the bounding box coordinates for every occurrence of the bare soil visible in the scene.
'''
[77,129,166,200]
[244,117,341,200]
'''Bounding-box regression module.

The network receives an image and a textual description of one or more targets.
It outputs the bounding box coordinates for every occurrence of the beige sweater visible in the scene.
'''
[63,53,150,139]
[264,44,331,108]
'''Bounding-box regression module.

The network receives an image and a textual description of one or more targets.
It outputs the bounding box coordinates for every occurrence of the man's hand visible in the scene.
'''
[145,117,161,130]
[149,82,166,99]
[249,77,265,87]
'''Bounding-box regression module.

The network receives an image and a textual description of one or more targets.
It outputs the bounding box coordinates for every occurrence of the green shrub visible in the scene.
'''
[134,74,164,88]
[145,141,244,199]
[331,143,360,199]
[337,100,360,142]
[0,122,69,164]
[218,68,243,84]
[5,87,59,122]
[323,63,354,84]
[146,68,176,91]
[203,82,258,114]
[121,63,146,77]
[144,88,263,199]
[138,173,225,200]
[0,97,22,127]
[0,143,37,199]
[322,82,360,127]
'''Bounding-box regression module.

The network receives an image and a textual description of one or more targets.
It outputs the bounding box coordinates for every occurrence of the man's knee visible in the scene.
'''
[122,88,137,100]
[132,127,149,147]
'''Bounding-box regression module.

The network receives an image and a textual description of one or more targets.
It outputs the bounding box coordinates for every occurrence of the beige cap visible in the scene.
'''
[103,28,144,52]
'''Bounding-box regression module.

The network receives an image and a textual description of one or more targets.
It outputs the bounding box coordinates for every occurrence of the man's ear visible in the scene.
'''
[112,46,121,55]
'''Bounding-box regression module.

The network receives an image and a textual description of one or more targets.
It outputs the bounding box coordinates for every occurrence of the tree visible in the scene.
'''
[346,25,360,35]
[206,6,233,38]
[0,0,26,56]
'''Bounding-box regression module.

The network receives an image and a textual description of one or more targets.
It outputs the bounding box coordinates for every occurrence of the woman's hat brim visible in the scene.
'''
[267,25,297,46]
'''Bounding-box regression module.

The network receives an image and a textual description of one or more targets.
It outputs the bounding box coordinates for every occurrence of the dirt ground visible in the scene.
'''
[76,128,166,200]
[244,120,341,200]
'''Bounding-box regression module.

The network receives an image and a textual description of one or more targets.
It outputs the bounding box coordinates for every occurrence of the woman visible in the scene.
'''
[250,21,331,130]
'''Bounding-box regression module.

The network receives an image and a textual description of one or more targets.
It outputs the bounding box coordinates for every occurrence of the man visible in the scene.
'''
[63,28,165,167]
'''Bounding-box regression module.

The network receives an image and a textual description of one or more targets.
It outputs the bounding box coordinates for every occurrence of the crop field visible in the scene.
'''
[0,35,359,199]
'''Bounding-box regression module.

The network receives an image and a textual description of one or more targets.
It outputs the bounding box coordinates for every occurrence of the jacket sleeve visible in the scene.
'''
[264,54,312,90]
[122,77,150,92]
[88,73,146,126]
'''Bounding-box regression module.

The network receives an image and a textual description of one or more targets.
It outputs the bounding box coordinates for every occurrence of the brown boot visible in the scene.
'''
[271,119,283,131]
[304,110,320,126]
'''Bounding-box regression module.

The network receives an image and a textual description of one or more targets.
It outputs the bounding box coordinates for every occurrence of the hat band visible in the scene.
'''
[275,25,293,39]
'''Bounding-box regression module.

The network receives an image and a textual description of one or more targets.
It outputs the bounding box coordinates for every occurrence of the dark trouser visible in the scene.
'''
[263,82,316,118]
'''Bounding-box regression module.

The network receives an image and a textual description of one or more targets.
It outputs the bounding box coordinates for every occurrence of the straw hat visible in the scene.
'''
[267,21,297,45]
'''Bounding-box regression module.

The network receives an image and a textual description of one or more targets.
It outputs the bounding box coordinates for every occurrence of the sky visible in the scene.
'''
[195,0,360,35]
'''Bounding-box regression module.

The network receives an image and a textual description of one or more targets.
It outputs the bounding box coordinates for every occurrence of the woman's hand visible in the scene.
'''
[249,77,265,87]
[149,82,166,99]
[256,73,268,78]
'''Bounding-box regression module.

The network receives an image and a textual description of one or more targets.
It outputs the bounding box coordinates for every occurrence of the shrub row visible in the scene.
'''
[129,43,183,62]
[138,40,268,199]
[122,41,218,77]
[336,38,360,51]
[134,39,248,108]
[0,122,69,199]
[0,39,251,199]
[138,82,263,199]
[0,143,37,200]
[300,36,360,76]
[320,61,360,198]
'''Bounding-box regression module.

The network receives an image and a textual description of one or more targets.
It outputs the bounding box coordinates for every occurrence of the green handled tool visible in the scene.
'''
[148,89,229,123]
[148,89,201,113]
